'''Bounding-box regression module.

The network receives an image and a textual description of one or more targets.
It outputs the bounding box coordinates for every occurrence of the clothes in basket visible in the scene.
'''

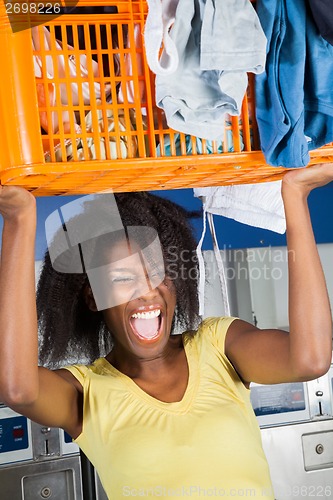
[144,0,180,75]
[32,26,111,137]
[44,107,138,162]
[156,117,245,157]
[308,0,333,46]
[33,26,141,162]
[255,0,333,167]
[147,0,266,140]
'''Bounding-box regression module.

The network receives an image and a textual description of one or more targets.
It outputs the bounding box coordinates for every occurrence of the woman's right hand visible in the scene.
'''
[0,185,36,222]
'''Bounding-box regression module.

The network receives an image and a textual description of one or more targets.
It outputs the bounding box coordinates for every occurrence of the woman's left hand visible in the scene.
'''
[282,162,333,198]
[226,162,333,386]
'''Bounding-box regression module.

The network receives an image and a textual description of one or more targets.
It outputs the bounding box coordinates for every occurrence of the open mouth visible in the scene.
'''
[129,308,163,342]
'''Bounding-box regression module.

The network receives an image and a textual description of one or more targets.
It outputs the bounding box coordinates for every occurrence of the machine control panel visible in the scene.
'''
[251,364,333,428]
[0,404,79,466]
[0,416,28,452]
[250,382,310,427]
[0,404,33,465]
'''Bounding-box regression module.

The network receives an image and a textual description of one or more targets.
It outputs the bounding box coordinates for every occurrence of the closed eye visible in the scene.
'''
[111,276,136,283]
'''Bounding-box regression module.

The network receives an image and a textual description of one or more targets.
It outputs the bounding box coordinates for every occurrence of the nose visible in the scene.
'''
[138,277,160,300]
[131,268,165,302]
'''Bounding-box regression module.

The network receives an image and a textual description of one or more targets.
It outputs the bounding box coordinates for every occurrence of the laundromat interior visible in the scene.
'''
[1,1,333,499]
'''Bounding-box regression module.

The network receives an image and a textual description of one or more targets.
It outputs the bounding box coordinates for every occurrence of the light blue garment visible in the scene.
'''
[156,0,266,140]
[255,0,333,167]
[200,0,266,73]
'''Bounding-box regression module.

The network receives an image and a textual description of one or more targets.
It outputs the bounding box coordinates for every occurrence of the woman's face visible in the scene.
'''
[88,237,177,359]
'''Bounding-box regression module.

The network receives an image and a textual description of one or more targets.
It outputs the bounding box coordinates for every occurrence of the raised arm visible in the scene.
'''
[0,186,82,438]
[225,163,333,385]
[0,186,39,402]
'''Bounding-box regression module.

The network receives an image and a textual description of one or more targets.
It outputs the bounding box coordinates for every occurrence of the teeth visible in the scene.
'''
[131,309,161,319]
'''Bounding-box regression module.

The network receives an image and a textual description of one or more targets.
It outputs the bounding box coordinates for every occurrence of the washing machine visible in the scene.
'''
[251,362,333,500]
[0,404,83,499]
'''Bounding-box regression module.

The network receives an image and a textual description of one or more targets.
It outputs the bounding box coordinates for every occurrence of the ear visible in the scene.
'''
[83,284,98,312]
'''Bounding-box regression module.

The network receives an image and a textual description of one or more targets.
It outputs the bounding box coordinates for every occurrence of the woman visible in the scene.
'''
[0,164,332,499]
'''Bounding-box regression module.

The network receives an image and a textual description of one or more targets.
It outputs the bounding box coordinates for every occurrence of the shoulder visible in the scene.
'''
[198,316,238,339]
[58,358,107,388]
[187,318,251,389]
[200,316,238,332]
[188,316,239,352]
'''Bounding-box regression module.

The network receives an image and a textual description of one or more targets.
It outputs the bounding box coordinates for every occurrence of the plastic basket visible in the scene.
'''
[0,0,333,195]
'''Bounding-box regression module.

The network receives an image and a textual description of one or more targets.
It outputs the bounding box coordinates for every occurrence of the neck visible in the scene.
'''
[106,334,184,380]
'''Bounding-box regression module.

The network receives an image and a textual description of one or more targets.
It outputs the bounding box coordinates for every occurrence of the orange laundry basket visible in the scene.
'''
[0,0,332,195]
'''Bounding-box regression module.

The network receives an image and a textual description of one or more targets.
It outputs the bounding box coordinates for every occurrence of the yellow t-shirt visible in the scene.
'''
[65,317,274,499]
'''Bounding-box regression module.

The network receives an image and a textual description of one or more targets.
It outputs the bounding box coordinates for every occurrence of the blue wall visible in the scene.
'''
[33,182,333,260]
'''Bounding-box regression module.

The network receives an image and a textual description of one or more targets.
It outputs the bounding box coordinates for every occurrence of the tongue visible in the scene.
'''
[131,317,159,339]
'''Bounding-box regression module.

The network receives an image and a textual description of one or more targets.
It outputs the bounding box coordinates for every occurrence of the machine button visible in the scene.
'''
[41,427,51,435]
[12,427,25,439]
[41,486,52,498]
[315,390,324,397]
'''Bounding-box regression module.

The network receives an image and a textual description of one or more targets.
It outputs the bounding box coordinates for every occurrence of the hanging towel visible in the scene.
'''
[194,181,285,316]
[193,182,286,234]
[196,207,231,317]
[154,0,266,139]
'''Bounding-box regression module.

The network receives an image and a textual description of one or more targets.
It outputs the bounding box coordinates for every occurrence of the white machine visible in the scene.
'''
[250,366,333,500]
[0,404,110,500]
[0,405,83,499]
